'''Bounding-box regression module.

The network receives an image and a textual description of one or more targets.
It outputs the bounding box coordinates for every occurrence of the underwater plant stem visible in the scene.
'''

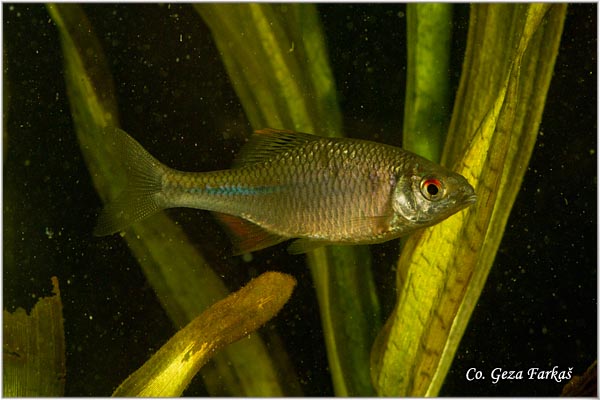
[196,4,380,395]
[371,4,567,396]
[428,4,567,395]
[48,4,294,396]
[403,3,452,163]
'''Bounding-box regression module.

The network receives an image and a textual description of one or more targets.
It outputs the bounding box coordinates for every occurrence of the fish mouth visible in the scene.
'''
[465,193,477,204]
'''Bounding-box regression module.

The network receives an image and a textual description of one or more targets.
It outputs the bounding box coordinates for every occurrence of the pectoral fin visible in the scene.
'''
[286,239,331,254]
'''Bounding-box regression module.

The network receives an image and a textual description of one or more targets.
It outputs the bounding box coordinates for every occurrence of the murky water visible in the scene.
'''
[3,4,596,396]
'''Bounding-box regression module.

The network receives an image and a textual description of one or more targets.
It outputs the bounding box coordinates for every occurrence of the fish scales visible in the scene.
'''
[95,127,476,254]
[161,140,395,240]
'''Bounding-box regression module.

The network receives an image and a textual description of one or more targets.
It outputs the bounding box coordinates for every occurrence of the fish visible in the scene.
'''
[94,127,476,254]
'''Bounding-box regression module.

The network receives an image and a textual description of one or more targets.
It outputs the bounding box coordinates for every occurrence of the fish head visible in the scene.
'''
[392,159,477,228]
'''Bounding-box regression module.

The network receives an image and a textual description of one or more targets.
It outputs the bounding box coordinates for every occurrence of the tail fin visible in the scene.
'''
[93,127,167,236]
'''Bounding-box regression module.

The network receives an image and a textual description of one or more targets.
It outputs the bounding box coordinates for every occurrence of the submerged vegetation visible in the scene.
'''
[4,3,576,396]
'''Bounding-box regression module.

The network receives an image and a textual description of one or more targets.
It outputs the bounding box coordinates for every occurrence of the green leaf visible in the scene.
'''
[371,4,567,396]
[3,277,66,397]
[112,272,296,397]
[403,3,453,163]
[47,3,295,396]
[195,4,380,395]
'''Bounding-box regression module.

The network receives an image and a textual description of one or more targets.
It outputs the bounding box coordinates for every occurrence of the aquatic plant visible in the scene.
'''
[372,4,568,395]
[4,3,568,396]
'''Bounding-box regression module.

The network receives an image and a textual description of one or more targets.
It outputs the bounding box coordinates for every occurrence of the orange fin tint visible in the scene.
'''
[213,212,288,254]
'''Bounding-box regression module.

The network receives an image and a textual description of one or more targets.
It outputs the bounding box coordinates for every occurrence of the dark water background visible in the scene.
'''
[3,4,596,396]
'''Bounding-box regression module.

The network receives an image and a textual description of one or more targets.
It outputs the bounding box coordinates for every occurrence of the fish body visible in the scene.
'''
[95,127,476,254]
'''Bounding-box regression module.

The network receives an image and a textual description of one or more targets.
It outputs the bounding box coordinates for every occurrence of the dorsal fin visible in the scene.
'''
[232,128,319,168]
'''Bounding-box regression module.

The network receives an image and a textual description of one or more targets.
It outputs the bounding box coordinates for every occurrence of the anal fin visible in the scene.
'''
[213,212,288,255]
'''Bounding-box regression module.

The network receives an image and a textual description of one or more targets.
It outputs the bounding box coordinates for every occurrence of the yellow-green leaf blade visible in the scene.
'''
[372,4,566,396]
[112,272,296,397]
[196,4,380,395]
[3,277,66,397]
[403,3,453,162]
[47,4,293,396]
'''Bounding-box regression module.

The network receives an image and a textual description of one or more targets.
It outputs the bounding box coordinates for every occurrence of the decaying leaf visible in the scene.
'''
[112,272,296,397]
[3,277,66,397]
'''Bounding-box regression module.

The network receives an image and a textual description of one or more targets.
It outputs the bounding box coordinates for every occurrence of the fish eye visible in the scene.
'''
[420,177,443,200]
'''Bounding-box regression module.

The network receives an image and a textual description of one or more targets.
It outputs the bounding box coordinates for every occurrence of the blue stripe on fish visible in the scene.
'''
[186,185,286,196]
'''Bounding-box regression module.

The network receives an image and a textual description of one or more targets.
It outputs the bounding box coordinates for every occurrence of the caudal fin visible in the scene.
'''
[93,127,167,236]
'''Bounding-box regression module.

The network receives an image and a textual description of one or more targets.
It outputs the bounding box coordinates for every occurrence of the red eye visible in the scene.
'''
[420,178,443,200]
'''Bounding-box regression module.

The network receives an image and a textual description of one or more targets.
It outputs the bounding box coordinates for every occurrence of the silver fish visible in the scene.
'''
[95,127,476,254]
